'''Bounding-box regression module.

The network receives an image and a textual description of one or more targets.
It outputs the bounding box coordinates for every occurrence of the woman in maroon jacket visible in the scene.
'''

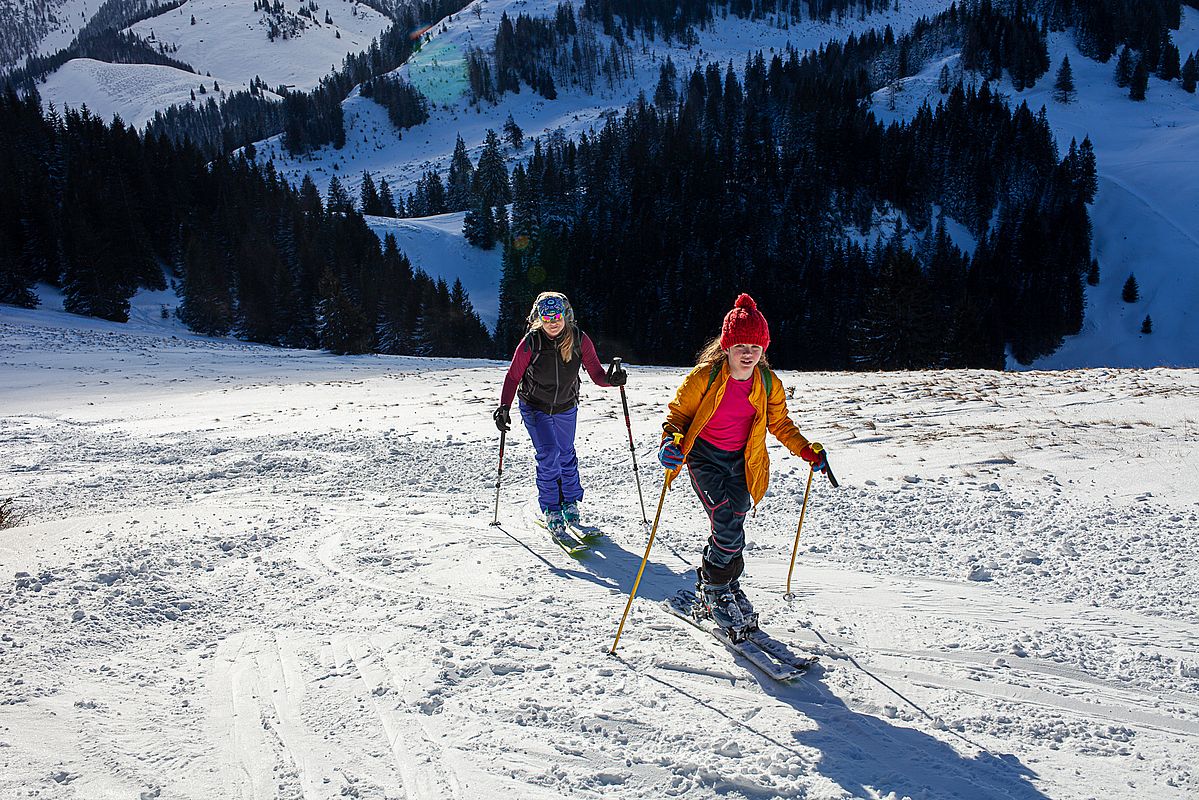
[494,292,625,543]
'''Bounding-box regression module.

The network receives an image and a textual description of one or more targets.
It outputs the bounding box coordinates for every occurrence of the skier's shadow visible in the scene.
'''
[774,670,1048,799]
[583,534,1048,798]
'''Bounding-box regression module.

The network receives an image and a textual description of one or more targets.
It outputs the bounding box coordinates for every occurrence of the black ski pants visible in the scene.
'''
[687,437,751,586]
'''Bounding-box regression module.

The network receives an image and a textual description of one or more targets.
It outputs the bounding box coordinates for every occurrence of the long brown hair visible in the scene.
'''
[695,336,771,369]
[527,291,576,363]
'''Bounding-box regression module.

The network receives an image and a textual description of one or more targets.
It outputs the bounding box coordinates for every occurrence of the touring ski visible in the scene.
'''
[663,590,816,681]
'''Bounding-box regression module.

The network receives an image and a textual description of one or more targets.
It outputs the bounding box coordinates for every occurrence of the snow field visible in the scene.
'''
[128,0,392,92]
[2,304,1198,798]
[38,57,282,129]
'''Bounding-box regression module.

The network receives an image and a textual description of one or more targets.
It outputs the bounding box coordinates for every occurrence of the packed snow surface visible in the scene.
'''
[2,303,1197,799]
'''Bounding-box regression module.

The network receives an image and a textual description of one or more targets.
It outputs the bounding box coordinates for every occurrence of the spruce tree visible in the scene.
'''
[1158,41,1181,82]
[316,269,371,354]
[446,135,475,211]
[1122,274,1139,302]
[1182,53,1198,93]
[1115,46,1134,87]
[1053,55,1075,103]
[326,176,353,214]
[1130,60,1149,100]
[473,129,511,207]
[359,171,381,216]
[1140,315,1152,334]
[503,113,524,149]
[379,178,397,217]
[1087,259,1100,286]
[462,199,496,248]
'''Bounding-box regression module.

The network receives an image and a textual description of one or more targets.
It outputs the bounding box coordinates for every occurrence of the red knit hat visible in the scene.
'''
[720,293,770,350]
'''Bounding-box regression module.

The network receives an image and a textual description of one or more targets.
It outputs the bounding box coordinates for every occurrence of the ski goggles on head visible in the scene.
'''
[536,296,567,322]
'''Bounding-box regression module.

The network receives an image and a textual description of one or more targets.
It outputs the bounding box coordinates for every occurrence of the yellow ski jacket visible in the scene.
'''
[662,360,810,505]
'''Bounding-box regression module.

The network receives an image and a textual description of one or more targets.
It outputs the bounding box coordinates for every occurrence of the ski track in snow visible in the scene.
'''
[2,309,1198,798]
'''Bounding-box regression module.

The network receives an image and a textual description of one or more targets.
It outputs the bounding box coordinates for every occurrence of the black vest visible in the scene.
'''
[519,328,583,414]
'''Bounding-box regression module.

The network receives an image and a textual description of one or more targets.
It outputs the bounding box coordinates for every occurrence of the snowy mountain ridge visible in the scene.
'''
[13,0,1199,368]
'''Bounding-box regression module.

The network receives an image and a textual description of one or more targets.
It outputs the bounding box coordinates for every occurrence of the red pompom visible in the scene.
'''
[734,293,757,311]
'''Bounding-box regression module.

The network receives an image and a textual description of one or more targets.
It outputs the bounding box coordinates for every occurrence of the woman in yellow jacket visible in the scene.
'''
[658,294,829,633]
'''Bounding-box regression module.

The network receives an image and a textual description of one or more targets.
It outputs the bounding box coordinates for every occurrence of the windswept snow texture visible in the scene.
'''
[2,303,1198,799]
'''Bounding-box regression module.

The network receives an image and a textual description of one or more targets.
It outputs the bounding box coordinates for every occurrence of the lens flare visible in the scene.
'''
[513,235,530,251]
[408,23,433,40]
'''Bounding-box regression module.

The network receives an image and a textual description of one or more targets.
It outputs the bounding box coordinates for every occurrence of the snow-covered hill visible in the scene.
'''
[32,0,391,124]
[2,303,1197,798]
[262,0,962,199]
[0,0,105,70]
[127,0,391,91]
[871,11,1199,369]
[38,56,284,128]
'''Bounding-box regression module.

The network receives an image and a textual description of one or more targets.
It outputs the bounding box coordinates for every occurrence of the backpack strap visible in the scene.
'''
[704,361,773,396]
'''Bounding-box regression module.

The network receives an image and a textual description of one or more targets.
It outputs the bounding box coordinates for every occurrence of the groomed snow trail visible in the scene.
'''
[2,309,1198,799]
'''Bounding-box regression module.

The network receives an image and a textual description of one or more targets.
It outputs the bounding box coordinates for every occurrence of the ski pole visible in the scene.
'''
[609,433,681,655]
[784,443,838,599]
[783,467,814,601]
[489,428,507,526]
[614,358,649,524]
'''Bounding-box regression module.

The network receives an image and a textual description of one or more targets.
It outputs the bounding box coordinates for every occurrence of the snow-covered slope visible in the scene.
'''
[2,301,1198,799]
[34,0,390,124]
[366,210,503,328]
[127,0,392,91]
[38,57,283,127]
[871,13,1199,369]
[0,0,105,69]
[262,0,962,200]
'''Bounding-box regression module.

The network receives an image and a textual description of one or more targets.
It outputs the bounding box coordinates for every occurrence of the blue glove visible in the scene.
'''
[659,440,684,469]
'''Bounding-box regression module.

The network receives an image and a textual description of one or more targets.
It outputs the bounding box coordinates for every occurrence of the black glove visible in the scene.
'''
[493,404,511,432]
[606,362,627,387]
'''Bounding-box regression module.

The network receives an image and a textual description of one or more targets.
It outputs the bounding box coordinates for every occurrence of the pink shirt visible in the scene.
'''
[697,375,754,451]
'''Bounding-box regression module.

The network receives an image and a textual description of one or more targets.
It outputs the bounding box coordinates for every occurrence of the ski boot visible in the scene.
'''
[728,579,760,631]
[694,570,752,641]
[562,501,581,527]
[545,508,575,549]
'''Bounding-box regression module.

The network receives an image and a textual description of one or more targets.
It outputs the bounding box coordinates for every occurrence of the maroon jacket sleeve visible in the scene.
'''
[580,333,611,387]
[500,337,532,406]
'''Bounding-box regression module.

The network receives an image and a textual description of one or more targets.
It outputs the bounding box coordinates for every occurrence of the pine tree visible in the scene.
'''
[1182,53,1198,93]
[379,178,397,217]
[1130,60,1149,100]
[1140,315,1152,334]
[1087,258,1100,286]
[503,113,524,149]
[473,129,511,207]
[446,135,475,211]
[1053,55,1076,103]
[1122,274,1139,302]
[359,171,381,216]
[326,175,353,213]
[1077,137,1098,203]
[315,268,371,354]
[1158,41,1181,82]
[462,198,496,248]
[1115,46,1134,87]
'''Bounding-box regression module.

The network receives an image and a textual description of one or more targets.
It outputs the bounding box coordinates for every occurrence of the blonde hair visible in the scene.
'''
[527,291,576,363]
[695,336,771,369]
